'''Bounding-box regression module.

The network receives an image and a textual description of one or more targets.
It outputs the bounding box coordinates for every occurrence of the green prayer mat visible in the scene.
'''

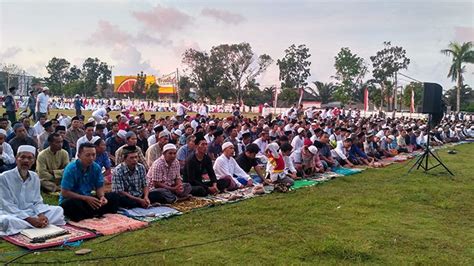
[333,167,363,176]
[290,179,319,190]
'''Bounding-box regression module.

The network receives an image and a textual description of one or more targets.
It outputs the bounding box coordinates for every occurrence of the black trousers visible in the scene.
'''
[190,179,231,197]
[60,192,120,222]
[117,191,164,209]
[6,111,16,123]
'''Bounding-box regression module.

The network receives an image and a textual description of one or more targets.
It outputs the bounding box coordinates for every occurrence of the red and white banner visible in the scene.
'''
[363,87,369,112]
[410,89,415,113]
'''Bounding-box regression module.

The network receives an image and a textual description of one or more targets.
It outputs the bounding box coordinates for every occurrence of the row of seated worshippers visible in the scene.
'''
[2,111,473,235]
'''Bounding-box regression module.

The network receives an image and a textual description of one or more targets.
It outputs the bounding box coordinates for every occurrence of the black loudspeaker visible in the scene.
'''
[422,82,443,114]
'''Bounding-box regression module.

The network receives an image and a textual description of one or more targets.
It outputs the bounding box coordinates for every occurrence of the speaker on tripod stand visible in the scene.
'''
[408,82,453,175]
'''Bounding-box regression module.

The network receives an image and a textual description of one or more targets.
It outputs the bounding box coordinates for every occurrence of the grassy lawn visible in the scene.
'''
[2,108,259,121]
[1,145,474,264]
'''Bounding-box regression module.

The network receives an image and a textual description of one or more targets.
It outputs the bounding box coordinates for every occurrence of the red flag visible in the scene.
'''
[364,88,369,112]
[410,89,415,113]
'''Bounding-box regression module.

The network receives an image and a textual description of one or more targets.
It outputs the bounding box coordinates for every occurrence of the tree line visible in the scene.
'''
[1,41,472,112]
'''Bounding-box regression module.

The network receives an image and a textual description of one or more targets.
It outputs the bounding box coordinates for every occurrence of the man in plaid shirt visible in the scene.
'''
[146,143,192,203]
[112,146,163,208]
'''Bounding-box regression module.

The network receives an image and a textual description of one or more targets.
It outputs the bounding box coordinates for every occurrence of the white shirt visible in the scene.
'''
[199,105,208,117]
[147,134,157,147]
[204,133,214,144]
[92,108,107,119]
[0,142,15,165]
[33,121,45,136]
[283,155,296,174]
[36,92,49,113]
[331,140,349,160]
[262,107,271,117]
[213,154,250,187]
[0,168,63,236]
[75,135,94,158]
[177,103,187,116]
[253,138,268,155]
[191,120,199,130]
[291,135,304,152]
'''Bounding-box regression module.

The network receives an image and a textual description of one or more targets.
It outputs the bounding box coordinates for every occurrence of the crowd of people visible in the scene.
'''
[1,85,473,236]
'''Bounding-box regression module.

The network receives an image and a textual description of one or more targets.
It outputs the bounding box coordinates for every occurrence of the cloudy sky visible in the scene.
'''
[1,0,473,90]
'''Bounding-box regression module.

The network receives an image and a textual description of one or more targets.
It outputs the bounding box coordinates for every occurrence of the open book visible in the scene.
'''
[21,225,69,242]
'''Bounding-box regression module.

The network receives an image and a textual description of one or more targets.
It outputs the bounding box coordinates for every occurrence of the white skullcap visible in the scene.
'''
[173,129,182,136]
[17,145,36,156]
[91,136,101,144]
[87,117,95,122]
[308,145,318,155]
[178,124,185,131]
[284,124,292,132]
[221,142,234,151]
[297,127,305,134]
[209,120,216,126]
[99,120,107,125]
[0,129,6,136]
[117,130,127,139]
[387,135,395,140]
[107,119,113,123]
[163,143,177,153]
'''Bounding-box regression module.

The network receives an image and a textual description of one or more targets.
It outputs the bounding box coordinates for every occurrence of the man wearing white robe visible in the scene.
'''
[213,142,253,188]
[0,145,65,236]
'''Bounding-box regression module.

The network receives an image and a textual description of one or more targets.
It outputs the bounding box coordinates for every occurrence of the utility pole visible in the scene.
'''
[393,72,397,111]
[176,68,180,103]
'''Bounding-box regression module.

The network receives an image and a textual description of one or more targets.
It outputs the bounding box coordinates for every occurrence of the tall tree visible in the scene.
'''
[81,57,101,96]
[370,41,410,111]
[440,41,474,112]
[178,75,195,101]
[211,43,273,103]
[333,47,367,104]
[311,81,336,104]
[46,57,70,95]
[277,44,311,90]
[182,49,224,101]
[65,65,82,83]
[444,84,473,111]
[98,62,112,96]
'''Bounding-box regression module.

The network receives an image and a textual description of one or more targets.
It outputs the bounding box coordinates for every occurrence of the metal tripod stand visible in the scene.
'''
[407,114,454,175]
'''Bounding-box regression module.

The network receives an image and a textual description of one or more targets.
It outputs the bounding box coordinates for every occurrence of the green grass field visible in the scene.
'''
[1,144,473,264]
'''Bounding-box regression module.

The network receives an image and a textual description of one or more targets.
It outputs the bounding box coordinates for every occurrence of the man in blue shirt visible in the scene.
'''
[73,94,84,116]
[60,143,119,221]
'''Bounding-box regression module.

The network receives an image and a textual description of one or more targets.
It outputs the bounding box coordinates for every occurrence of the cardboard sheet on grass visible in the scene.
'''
[68,214,148,235]
[119,206,182,222]
[2,225,96,250]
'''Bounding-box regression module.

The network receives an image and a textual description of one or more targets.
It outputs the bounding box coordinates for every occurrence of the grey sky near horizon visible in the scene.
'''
[1,0,473,91]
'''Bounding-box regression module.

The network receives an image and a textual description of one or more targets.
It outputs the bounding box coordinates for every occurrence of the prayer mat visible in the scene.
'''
[212,187,257,203]
[169,197,216,213]
[290,179,319,190]
[333,167,363,176]
[119,206,182,222]
[68,214,148,235]
[313,171,343,181]
[2,225,96,250]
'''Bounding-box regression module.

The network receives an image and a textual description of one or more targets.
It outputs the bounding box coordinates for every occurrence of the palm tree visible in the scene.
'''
[440,42,474,112]
[311,81,336,104]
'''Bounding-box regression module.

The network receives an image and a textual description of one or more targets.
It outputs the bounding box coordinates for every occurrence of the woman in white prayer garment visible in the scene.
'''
[0,145,65,236]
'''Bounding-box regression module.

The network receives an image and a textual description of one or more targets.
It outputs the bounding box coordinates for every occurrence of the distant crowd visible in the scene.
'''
[0,85,473,236]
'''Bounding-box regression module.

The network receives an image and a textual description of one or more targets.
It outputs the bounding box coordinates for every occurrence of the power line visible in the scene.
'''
[398,73,422,83]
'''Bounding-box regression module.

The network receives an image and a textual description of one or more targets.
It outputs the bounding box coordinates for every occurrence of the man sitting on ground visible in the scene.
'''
[183,133,231,197]
[9,123,38,156]
[113,146,160,208]
[236,143,266,184]
[145,131,169,167]
[147,144,192,203]
[0,145,65,236]
[60,143,120,222]
[213,142,253,190]
[0,129,15,173]
[36,133,69,193]
[115,131,147,169]
[177,135,195,170]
